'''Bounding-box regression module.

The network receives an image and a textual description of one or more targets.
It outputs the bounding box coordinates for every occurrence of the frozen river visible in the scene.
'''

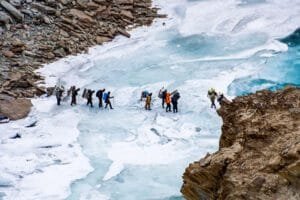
[0,0,299,199]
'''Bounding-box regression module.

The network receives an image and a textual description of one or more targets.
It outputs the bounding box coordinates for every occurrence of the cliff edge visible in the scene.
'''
[181,87,300,200]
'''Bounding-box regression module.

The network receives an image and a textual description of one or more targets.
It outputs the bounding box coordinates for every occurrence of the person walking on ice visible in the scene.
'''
[165,92,172,112]
[145,93,152,110]
[159,87,167,109]
[86,89,95,107]
[55,85,64,106]
[207,88,218,109]
[171,91,180,113]
[70,86,80,106]
[96,88,105,108]
[104,91,114,109]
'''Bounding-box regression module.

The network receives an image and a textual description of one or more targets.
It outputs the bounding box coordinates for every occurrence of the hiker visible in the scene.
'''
[217,93,231,105]
[55,85,64,106]
[165,92,172,112]
[71,86,80,106]
[96,88,105,108]
[104,91,114,109]
[207,88,218,109]
[159,88,167,108]
[140,90,149,101]
[145,93,152,110]
[86,89,95,107]
[171,91,180,113]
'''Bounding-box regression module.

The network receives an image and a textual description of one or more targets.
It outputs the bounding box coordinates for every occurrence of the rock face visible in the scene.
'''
[0,0,165,120]
[181,87,300,200]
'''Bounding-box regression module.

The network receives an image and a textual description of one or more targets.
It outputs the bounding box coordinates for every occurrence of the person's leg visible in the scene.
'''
[162,99,165,108]
[109,101,113,109]
[105,103,108,108]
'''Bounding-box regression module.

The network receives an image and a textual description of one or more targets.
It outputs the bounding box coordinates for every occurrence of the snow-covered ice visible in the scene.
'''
[0,0,299,199]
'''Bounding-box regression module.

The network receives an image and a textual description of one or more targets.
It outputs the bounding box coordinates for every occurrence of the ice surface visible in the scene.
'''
[0,0,299,199]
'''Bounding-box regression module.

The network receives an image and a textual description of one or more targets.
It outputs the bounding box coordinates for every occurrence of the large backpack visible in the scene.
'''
[174,92,180,100]
[103,93,108,101]
[96,90,101,98]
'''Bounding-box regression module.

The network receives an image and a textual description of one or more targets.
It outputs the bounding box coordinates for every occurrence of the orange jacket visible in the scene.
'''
[165,93,171,104]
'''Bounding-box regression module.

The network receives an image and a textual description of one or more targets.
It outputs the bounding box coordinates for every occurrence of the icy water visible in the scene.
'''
[0,0,299,200]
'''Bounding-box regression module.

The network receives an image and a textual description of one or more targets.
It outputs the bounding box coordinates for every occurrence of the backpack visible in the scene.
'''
[96,90,101,98]
[173,92,180,100]
[103,93,108,101]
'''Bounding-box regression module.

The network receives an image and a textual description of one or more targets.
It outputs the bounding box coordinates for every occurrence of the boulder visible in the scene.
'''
[0,98,32,120]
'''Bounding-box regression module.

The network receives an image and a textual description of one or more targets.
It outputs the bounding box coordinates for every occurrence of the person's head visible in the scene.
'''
[149,93,152,96]
[108,91,111,95]
[103,89,105,91]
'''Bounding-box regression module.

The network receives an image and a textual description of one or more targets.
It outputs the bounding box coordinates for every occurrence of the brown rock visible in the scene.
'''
[96,36,111,44]
[12,39,25,47]
[120,10,133,20]
[0,98,32,120]
[114,0,133,5]
[181,87,300,200]
[2,50,15,58]
[69,9,95,24]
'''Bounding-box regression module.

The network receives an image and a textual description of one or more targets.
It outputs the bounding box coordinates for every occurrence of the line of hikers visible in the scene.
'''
[54,85,114,109]
[140,87,181,113]
[54,85,226,112]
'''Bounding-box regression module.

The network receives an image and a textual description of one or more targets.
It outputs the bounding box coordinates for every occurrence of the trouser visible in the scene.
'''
[57,97,61,105]
[172,103,178,113]
[105,100,113,109]
[166,103,171,112]
[98,98,103,108]
[145,102,151,110]
[87,99,93,107]
[71,96,76,106]
[210,98,216,109]
[162,99,165,108]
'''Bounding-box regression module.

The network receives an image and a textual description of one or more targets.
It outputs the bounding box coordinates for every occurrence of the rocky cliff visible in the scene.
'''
[0,0,164,120]
[181,87,300,200]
